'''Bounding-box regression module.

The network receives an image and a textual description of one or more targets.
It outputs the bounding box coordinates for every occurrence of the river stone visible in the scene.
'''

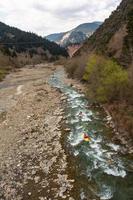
[61,96,67,101]
[69,198,75,200]
[31,170,37,175]
[34,176,40,184]
[39,197,45,200]
[28,192,32,196]
[64,128,71,132]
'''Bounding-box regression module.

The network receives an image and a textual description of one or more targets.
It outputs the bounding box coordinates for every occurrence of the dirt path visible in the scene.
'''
[0,64,74,200]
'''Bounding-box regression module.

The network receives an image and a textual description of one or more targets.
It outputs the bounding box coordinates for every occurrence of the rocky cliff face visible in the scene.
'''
[67,44,82,58]
[60,31,87,47]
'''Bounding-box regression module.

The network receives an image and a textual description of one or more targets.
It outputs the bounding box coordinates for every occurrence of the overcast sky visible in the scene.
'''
[0,0,122,36]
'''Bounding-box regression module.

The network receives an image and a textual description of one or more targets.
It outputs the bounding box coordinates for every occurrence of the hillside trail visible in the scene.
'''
[0,63,75,200]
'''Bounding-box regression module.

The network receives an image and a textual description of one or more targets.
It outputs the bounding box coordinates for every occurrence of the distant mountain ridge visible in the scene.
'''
[46,22,102,47]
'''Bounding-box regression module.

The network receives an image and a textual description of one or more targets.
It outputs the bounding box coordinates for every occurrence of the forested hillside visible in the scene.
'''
[0,22,68,58]
[0,21,68,81]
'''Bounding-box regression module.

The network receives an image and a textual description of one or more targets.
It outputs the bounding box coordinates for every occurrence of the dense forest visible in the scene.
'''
[0,22,68,58]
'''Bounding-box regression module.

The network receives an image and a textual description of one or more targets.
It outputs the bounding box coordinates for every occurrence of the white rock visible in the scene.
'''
[34,176,40,184]
[28,192,32,196]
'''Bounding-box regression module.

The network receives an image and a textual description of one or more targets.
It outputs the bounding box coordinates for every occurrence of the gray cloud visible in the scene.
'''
[32,3,49,13]
[32,2,88,19]
[0,0,122,36]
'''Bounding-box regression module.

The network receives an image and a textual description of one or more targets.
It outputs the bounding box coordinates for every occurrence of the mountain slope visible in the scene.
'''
[46,22,102,47]
[74,22,102,35]
[0,21,68,58]
[76,0,133,67]
[46,32,65,43]
[60,31,87,47]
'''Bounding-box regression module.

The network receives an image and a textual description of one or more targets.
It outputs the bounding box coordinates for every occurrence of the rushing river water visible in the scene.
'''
[49,69,133,200]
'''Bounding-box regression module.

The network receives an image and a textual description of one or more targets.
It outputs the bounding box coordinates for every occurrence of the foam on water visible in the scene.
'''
[70,102,85,108]
[68,132,83,146]
[85,140,126,178]
[76,125,83,130]
[69,92,84,99]
[71,104,79,109]
[107,143,120,151]
[104,167,126,177]
[99,185,113,200]
[74,150,79,156]
[80,190,86,200]
[70,118,80,124]
[81,115,92,122]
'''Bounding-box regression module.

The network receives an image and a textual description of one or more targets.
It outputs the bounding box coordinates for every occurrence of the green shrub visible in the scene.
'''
[83,54,128,103]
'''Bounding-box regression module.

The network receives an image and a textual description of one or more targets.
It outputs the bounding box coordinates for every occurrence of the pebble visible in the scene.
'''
[31,170,37,175]
[34,176,40,184]
[28,192,32,196]
[64,128,71,132]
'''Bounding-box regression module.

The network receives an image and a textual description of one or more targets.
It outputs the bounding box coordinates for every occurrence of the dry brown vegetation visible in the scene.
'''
[65,53,88,79]
[54,56,67,66]
[107,103,133,138]
[0,52,12,81]
[0,50,51,81]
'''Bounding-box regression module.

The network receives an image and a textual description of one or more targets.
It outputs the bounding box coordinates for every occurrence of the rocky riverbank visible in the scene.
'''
[0,64,75,200]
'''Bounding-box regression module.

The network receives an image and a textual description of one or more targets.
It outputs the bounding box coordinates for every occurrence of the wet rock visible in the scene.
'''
[121,138,128,145]
[64,128,71,132]
[129,149,133,154]
[112,136,121,145]
[120,147,128,155]
[115,132,119,135]
[57,116,63,123]
[61,96,67,101]
[107,116,112,121]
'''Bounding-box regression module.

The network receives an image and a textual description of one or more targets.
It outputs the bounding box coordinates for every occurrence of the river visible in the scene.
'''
[49,69,133,200]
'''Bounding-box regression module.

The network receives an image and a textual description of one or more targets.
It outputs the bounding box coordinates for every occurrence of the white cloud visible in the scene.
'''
[0,0,122,36]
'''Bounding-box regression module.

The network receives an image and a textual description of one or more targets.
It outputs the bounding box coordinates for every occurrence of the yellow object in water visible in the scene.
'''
[84,137,91,142]
[83,133,91,142]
